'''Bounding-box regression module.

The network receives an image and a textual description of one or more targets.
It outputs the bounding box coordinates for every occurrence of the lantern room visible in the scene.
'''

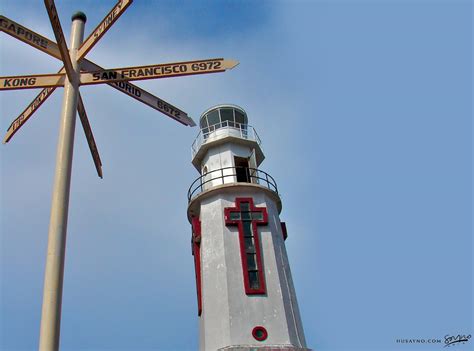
[191,104,265,172]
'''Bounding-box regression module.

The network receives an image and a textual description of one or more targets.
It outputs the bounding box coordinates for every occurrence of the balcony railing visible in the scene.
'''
[191,121,262,158]
[188,166,278,202]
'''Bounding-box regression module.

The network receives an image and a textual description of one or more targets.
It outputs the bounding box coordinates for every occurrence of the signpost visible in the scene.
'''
[0,1,238,350]
[0,10,196,142]
[38,12,84,350]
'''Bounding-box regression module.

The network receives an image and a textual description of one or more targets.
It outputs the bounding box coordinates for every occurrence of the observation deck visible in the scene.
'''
[187,166,281,221]
[188,166,278,202]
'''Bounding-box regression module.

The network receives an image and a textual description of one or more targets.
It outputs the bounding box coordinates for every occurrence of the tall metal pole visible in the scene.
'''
[39,12,86,351]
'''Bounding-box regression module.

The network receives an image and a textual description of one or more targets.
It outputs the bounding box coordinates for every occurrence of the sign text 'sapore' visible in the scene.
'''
[0,16,57,54]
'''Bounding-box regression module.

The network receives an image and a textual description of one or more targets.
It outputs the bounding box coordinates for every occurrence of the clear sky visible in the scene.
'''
[1,1,472,350]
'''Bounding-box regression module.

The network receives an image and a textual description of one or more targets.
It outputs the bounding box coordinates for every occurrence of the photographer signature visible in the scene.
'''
[444,334,471,347]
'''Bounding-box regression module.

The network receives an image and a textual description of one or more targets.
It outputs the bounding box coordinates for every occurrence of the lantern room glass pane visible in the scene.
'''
[200,117,209,129]
[220,108,234,124]
[235,110,245,125]
[252,212,263,220]
[206,110,220,126]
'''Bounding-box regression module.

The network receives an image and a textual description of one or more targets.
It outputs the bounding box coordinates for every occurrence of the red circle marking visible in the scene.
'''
[252,326,268,341]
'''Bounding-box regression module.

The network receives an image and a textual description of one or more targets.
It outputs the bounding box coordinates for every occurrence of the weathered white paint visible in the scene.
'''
[189,106,309,351]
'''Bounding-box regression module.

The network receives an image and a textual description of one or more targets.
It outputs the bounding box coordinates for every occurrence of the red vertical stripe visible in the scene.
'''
[192,217,202,316]
[281,222,288,241]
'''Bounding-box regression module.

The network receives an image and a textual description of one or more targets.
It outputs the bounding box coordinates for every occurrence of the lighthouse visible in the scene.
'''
[187,105,309,351]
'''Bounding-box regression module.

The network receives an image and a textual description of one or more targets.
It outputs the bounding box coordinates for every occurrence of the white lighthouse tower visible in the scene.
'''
[187,105,309,351]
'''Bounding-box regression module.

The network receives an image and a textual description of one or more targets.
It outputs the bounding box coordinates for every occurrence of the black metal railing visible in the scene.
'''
[188,166,278,202]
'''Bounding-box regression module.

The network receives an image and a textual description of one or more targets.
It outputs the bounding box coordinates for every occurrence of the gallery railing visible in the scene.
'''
[191,121,262,158]
[188,166,278,202]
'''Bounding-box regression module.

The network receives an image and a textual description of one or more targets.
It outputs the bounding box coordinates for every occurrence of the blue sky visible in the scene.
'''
[1,1,472,350]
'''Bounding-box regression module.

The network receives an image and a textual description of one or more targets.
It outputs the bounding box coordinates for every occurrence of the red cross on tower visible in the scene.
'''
[224,197,268,295]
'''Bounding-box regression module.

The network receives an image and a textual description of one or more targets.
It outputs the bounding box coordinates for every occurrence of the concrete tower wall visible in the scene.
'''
[196,188,307,350]
[201,143,256,190]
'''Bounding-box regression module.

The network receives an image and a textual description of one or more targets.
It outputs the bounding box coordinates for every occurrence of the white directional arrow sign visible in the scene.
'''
[81,59,239,85]
[0,73,65,90]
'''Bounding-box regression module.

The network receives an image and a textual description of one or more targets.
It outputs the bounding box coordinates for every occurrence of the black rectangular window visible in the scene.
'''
[249,271,260,289]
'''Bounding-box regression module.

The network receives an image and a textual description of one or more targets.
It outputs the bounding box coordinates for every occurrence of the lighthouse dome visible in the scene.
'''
[199,104,248,133]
